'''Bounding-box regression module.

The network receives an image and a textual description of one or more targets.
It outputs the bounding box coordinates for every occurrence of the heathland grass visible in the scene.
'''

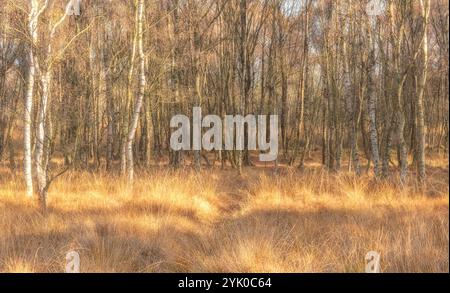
[0,154,448,272]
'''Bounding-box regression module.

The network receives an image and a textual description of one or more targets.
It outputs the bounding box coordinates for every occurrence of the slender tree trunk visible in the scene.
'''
[24,0,41,197]
[121,2,139,175]
[236,0,247,175]
[126,0,146,183]
[367,49,381,178]
[35,70,50,212]
[416,0,430,183]
[24,39,35,198]
[344,41,360,176]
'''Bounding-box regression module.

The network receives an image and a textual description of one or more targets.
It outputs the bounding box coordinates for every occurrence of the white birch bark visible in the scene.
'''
[24,1,38,197]
[35,70,50,210]
[121,4,139,175]
[367,50,381,178]
[34,1,70,211]
[416,0,430,182]
[24,0,48,197]
[126,0,146,183]
[366,18,381,178]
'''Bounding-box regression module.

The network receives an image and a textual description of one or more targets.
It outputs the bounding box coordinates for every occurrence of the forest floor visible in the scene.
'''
[0,153,448,272]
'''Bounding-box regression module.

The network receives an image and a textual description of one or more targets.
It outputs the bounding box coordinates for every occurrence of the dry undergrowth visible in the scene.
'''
[0,155,448,272]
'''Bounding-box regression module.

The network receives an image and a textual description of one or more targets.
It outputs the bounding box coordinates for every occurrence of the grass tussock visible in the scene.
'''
[0,159,448,272]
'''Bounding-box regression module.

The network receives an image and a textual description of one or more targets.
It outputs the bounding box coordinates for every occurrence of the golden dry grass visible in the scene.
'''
[0,155,448,273]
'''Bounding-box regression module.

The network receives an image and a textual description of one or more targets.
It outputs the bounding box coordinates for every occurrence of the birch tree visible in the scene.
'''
[24,0,48,197]
[416,0,431,183]
[34,1,73,211]
[125,0,146,183]
[365,17,381,178]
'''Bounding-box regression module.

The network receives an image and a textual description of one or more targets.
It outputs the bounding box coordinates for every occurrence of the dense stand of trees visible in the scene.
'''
[0,0,448,212]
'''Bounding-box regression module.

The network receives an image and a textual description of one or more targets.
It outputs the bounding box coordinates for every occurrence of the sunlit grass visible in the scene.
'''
[0,155,448,272]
